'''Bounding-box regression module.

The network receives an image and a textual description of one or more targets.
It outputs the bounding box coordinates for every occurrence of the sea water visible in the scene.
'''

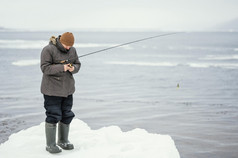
[0,31,237,158]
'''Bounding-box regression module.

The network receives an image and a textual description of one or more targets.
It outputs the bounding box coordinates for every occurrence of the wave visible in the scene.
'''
[0,39,128,49]
[12,60,40,66]
[105,61,238,69]
[106,61,177,67]
[188,63,238,68]
[234,48,238,52]
[185,46,229,51]
[201,55,238,60]
[12,59,238,69]
[0,40,47,49]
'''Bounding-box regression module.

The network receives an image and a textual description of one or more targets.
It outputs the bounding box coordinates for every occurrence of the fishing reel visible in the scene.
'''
[60,60,73,68]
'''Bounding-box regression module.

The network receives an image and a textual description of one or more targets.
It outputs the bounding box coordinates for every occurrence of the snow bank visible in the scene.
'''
[0,119,180,158]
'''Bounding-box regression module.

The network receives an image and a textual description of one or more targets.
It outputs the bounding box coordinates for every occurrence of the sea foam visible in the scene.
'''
[12,60,40,66]
[106,61,178,67]
[0,119,180,158]
[201,54,238,60]
[0,39,126,49]
[105,61,238,69]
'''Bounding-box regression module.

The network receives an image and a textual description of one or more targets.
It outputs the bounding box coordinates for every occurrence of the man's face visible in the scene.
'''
[62,43,71,50]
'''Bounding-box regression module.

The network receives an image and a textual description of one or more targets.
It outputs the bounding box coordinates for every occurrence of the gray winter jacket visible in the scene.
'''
[40,36,81,97]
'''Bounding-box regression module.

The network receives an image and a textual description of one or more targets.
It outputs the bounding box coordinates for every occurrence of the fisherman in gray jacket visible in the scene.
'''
[40,32,81,153]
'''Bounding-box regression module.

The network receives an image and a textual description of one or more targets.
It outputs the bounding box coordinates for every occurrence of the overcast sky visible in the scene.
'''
[0,0,238,31]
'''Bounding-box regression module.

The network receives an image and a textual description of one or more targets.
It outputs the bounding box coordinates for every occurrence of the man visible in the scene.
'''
[40,32,81,153]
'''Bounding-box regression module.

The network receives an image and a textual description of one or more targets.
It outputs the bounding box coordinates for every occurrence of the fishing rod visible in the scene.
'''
[78,32,180,58]
[60,32,181,65]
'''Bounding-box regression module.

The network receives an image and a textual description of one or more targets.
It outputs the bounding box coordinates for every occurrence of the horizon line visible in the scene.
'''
[0,26,237,33]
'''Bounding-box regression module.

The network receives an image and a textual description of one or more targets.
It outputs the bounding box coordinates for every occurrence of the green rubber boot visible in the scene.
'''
[57,122,74,150]
[45,122,62,153]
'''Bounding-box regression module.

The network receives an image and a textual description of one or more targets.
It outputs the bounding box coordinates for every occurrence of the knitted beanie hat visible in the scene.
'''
[60,32,75,46]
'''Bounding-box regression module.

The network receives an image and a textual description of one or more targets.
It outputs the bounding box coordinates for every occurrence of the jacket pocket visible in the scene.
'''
[48,76,63,91]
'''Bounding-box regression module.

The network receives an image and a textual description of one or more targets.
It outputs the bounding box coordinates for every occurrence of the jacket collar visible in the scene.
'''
[56,36,70,53]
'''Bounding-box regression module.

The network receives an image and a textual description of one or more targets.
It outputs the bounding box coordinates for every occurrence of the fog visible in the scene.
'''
[0,0,238,31]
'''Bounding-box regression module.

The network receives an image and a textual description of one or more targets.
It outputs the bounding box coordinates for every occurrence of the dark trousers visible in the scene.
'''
[44,95,75,124]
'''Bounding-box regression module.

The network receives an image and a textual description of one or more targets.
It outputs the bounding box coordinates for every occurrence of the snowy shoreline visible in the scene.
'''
[0,119,180,158]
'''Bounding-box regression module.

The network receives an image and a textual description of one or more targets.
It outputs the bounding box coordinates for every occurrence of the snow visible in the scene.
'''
[0,119,180,158]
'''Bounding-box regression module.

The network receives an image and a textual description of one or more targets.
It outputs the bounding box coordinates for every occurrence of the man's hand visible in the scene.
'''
[64,64,70,72]
[64,64,74,72]
[68,65,75,72]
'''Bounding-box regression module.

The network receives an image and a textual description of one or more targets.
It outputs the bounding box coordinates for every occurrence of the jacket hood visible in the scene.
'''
[49,36,57,45]
[49,35,69,53]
